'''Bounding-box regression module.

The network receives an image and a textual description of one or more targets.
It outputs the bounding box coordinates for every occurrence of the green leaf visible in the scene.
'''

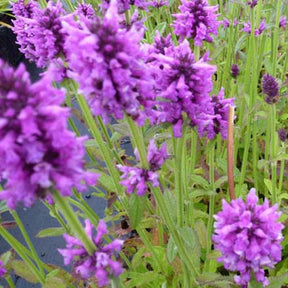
[36,227,65,238]
[1,251,12,266]
[178,227,201,271]
[127,194,146,229]
[153,22,166,36]
[112,123,130,137]
[264,178,273,195]
[97,171,115,192]
[124,271,166,288]
[167,236,178,263]
[43,276,66,288]
[131,247,146,269]
[11,260,38,284]
[191,175,209,188]
[194,220,207,249]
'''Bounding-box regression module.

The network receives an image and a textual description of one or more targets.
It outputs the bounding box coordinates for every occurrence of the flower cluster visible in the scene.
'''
[12,0,66,67]
[117,140,167,196]
[242,19,266,36]
[59,220,123,287]
[172,0,219,46]
[0,61,97,209]
[247,0,258,8]
[278,128,288,142]
[62,0,154,125]
[0,261,6,278]
[147,38,234,138]
[280,16,287,29]
[231,64,239,79]
[262,74,279,104]
[213,189,284,287]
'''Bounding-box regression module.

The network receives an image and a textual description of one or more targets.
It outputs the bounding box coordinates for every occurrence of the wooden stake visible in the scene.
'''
[227,106,236,200]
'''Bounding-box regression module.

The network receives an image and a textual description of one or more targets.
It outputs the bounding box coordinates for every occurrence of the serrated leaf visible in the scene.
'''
[112,123,130,137]
[264,178,273,195]
[191,175,209,188]
[1,251,12,266]
[36,227,65,238]
[128,194,146,229]
[153,22,166,36]
[97,171,115,193]
[131,247,145,269]
[43,276,66,288]
[195,220,207,249]
[167,236,178,263]
[11,260,38,284]
[124,271,166,288]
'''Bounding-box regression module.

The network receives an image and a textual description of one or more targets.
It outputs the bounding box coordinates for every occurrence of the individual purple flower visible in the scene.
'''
[231,64,239,78]
[59,220,123,287]
[222,18,230,29]
[147,140,168,171]
[0,261,6,278]
[278,128,288,142]
[242,20,266,36]
[247,0,258,8]
[150,0,168,8]
[12,0,66,67]
[76,3,96,19]
[117,166,159,196]
[262,74,279,104]
[172,0,220,46]
[255,19,266,36]
[0,60,98,209]
[279,16,287,29]
[62,0,154,125]
[213,188,284,287]
[207,89,234,139]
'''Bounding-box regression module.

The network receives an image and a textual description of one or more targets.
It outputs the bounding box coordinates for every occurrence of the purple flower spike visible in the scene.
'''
[12,0,66,67]
[280,16,287,29]
[231,64,239,78]
[262,74,279,104]
[242,20,266,36]
[247,0,258,8]
[0,61,98,209]
[59,220,123,287]
[147,140,168,171]
[213,188,284,287]
[62,0,154,125]
[0,261,6,278]
[117,165,159,196]
[172,0,220,46]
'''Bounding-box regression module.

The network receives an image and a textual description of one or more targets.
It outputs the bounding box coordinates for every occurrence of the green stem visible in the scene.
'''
[0,225,45,284]
[74,89,122,195]
[10,211,45,279]
[153,187,199,284]
[172,129,185,227]
[125,115,149,169]
[43,202,70,233]
[5,275,16,288]
[97,117,123,165]
[270,105,277,204]
[53,191,96,255]
[278,143,285,193]
[204,143,216,272]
